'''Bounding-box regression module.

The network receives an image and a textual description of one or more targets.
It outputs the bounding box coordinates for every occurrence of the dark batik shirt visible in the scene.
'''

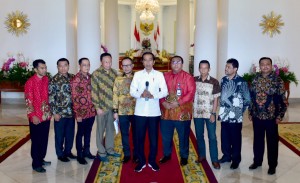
[49,73,74,118]
[219,74,251,123]
[249,72,287,120]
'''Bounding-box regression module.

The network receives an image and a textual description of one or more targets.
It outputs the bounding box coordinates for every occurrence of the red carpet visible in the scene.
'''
[278,122,300,156]
[86,129,217,183]
[0,125,30,163]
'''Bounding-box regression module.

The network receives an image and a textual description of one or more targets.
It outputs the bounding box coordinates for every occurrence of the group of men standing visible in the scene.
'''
[25,52,286,176]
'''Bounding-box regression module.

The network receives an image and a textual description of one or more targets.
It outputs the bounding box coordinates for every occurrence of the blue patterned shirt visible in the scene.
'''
[218,74,250,123]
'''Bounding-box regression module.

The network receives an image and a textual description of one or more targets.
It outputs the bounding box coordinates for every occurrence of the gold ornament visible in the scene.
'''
[140,22,154,36]
[4,11,31,37]
[259,11,284,37]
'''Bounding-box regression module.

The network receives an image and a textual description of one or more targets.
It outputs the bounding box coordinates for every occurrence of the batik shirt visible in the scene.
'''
[193,75,221,119]
[113,73,135,115]
[24,74,51,122]
[91,66,118,112]
[160,70,196,121]
[249,72,287,120]
[71,72,96,119]
[49,73,74,118]
[218,74,250,123]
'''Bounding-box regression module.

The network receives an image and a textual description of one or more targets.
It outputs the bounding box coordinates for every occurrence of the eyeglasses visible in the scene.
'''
[171,61,182,65]
[122,64,132,67]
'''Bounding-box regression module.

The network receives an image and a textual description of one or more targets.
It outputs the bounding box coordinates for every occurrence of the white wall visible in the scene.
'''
[0,0,75,98]
[218,0,300,98]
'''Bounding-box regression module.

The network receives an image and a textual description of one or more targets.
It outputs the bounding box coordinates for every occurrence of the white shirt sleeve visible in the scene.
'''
[152,72,168,99]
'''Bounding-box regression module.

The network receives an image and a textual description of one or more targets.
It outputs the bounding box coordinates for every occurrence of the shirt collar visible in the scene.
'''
[198,75,211,81]
[142,68,155,74]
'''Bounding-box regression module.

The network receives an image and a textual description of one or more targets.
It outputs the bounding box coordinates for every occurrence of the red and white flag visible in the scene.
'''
[156,24,160,49]
[134,23,140,49]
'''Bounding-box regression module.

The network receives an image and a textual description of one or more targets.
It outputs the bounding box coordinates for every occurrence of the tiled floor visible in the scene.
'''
[0,99,299,183]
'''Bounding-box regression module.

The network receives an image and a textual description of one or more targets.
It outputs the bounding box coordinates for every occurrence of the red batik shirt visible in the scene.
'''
[24,74,52,122]
[160,70,196,121]
[71,72,96,119]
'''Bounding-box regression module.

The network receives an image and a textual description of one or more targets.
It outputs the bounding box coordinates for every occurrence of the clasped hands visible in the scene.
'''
[162,101,179,110]
[141,90,154,99]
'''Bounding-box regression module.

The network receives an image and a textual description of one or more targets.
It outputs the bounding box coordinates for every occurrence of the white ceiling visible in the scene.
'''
[118,0,177,6]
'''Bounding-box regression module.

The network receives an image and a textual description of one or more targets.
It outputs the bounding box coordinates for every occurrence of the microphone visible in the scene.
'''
[145,81,149,101]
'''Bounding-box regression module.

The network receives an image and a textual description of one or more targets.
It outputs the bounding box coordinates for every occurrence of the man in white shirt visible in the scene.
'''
[130,52,168,172]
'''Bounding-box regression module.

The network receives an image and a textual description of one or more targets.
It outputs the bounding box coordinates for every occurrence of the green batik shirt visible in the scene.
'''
[113,73,135,115]
[91,66,118,112]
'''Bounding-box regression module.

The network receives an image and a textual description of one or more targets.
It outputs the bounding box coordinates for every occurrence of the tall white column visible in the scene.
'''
[77,0,101,73]
[176,0,190,72]
[131,5,137,49]
[105,0,119,69]
[194,0,218,77]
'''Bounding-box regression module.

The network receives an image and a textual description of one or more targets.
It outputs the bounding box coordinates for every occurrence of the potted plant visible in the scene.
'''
[242,60,298,86]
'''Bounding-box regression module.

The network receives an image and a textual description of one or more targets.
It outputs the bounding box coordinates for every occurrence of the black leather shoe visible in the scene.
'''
[159,155,171,164]
[122,156,131,163]
[33,167,46,173]
[249,163,261,170]
[230,162,239,169]
[84,153,96,159]
[180,158,188,166]
[219,157,231,163]
[42,160,51,166]
[268,167,276,175]
[58,156,70,162]
[77,157,87,165]
[66,153,77,159]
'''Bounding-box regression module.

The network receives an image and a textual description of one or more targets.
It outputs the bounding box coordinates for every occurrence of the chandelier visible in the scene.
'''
[135,0,159,21]
[140,10,155,21]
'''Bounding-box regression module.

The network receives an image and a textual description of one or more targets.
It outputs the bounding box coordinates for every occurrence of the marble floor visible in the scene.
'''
[0,99,299,183]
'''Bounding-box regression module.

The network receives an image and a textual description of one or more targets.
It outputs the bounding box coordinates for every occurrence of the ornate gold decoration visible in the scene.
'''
[4,11,31,37]
[140,22,154,36]
[259,11,284,37]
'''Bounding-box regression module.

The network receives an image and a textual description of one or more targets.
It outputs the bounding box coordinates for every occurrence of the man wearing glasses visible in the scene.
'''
[112,57,138,164]
[159,56,196,166]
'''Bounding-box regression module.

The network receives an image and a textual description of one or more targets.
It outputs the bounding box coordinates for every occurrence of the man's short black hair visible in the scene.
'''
[33,59,46,69]
[122,57,133,64]
[142,52,155,61]
[57,58,69,65]
[78,57,89,65]
[259,57,272,64]
[100,53,112,61]
[171,55,184,64]
[226,58,239,69]
[199,60,210,68]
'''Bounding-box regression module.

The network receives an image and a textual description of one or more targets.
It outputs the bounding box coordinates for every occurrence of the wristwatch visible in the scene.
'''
[211,112,216,116]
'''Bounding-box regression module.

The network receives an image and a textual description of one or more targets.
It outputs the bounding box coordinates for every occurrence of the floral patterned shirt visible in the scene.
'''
[193,75,221,119]
[49,73,74,118]
[24,74,51,122]
[113,73,135,115]
[71,72,96,119]
[249,72,287,120]
[218,74,250,123]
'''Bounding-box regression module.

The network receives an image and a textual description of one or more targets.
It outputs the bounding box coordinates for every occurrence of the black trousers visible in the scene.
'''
[76,116,95,157]
[134,115,160,164]
[221,122,242,164]
[252,118,278,168]
[29,120,50,169]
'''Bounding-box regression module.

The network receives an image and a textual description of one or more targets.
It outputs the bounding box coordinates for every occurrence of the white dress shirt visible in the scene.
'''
[130,69,168,116]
